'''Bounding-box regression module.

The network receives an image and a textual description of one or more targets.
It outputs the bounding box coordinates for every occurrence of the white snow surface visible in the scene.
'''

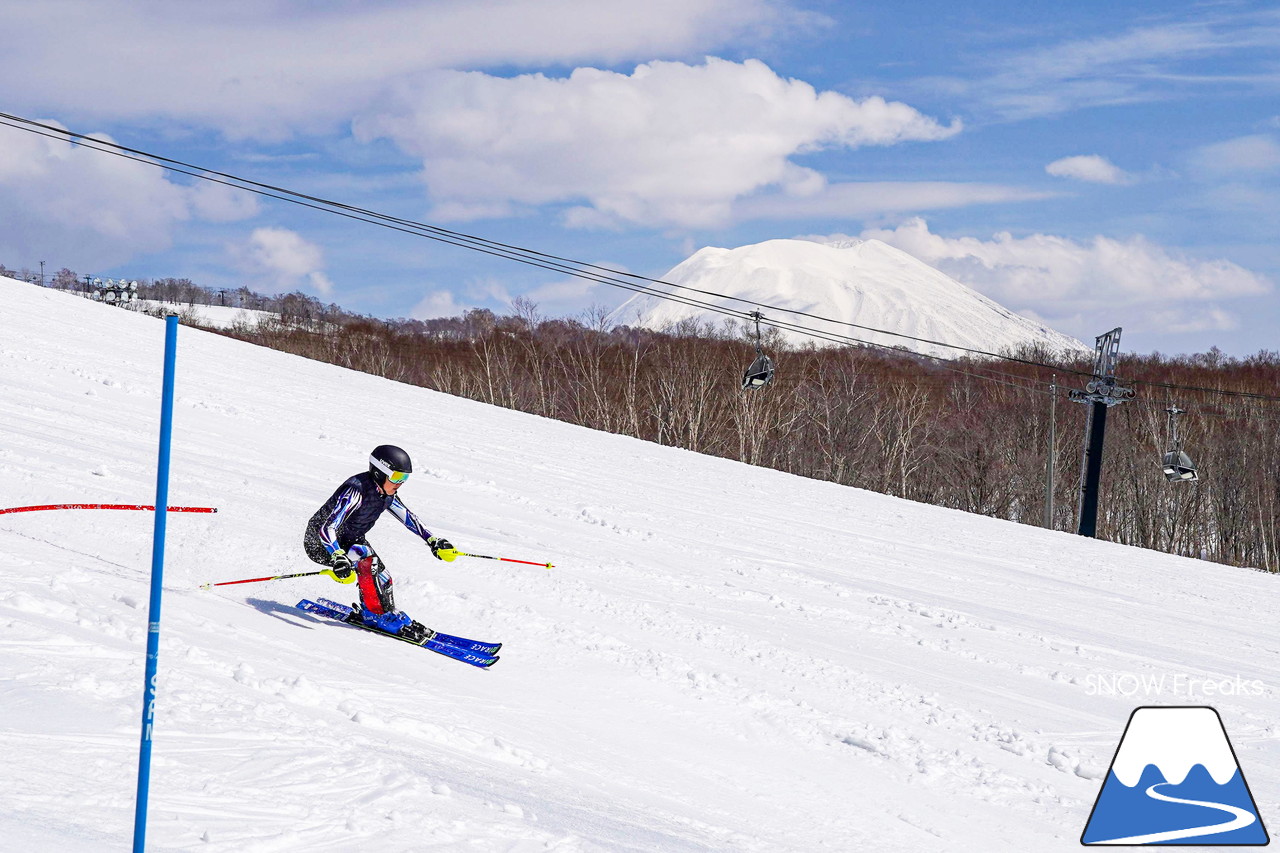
[137,300,277,330]
[610,238,1090,358]
[1,274,1276,851]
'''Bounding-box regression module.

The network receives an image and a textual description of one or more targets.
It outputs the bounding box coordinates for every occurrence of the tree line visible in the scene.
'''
[10,259,1273,571]
[200,301,1280,574]
[0,262,357,326]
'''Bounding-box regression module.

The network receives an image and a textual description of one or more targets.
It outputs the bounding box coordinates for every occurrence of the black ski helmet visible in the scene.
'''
[369,444,412,487]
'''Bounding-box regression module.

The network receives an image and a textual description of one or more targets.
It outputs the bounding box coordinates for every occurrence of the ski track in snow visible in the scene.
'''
[1,278,1277,851]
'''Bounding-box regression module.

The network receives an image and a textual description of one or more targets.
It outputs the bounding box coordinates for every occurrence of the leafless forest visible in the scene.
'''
[10,264,1275,573]
[205,300,1280,574]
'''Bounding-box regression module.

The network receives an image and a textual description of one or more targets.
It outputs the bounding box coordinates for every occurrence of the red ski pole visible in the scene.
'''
[198,569,345,590]
[458,551,553,570]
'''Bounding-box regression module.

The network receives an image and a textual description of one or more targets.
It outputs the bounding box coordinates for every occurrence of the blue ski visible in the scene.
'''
[297,599,500,668]
[311,598,501,653]
[430,631,502,656]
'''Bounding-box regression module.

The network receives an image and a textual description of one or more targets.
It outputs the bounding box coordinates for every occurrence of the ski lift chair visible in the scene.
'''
[741,310,775,390]
[1162,406,1199,482]
[1162,450,1199,482]
[742,352,775,389]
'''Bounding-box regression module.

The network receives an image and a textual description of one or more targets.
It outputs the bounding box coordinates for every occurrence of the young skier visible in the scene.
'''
[303,444,458,641]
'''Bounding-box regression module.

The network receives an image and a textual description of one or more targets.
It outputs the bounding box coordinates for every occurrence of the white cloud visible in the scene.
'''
[189,178,262,222]
[233,228,334,295]
[525,275,617,315]
[922,14,1280,121]
[0,122,258,269]
[357,58,960,228]
[412,290,471,319]
[1145,306,1239,334]
[410,275,513,319]
[859,218,1270,333]
[410,270,618,320]
[1188,134,1280,176]
[1200,182,1280,213]
[0,0,797,140]
[734,180,1050,221]
[1045,155,1132,184]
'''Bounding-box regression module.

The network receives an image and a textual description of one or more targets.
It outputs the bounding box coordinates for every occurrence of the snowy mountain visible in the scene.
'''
[2,274,1277,851]
[610,238,1090,358]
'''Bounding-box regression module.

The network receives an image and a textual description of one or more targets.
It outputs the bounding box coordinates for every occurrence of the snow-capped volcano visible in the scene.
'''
[611,238,1089,358]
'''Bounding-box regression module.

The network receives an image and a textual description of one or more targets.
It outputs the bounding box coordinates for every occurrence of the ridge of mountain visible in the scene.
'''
[611,238,1089,358]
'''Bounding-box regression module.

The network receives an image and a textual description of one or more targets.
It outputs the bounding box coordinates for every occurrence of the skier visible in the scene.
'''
[303,444,458,641]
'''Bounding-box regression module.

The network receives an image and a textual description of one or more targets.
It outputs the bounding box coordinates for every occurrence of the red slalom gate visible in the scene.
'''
[0,504,218,515]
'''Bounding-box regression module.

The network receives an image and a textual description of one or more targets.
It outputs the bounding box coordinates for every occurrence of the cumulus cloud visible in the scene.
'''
[1045,155,1132,184]
[0,121,258,269]
[357,58,960,228]
[0,0,796,139]
[233,228,334,295]
[189,179,262,222]
[859,218,1270,334]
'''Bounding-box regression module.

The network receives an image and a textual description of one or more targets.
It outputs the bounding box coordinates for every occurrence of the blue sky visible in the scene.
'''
[1,0,1277,355]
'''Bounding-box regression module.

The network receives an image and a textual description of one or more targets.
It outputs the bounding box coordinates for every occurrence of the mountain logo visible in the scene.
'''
[1081,706,1269,846]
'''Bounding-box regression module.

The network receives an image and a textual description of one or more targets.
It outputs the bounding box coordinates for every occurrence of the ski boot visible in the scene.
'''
[353,604,430,642]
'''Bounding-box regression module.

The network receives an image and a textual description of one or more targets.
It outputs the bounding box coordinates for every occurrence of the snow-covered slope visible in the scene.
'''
[1,275,1275,852]
[138,300,277,330]
[611,238,1089,358]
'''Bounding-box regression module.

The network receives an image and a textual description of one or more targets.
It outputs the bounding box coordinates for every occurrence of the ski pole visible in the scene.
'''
[198,569,346,590]
[457,551,553,570]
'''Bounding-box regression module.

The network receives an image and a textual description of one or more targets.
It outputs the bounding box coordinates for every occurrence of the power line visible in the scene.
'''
[0,115,758,324]
[1126,376,1280,404]
[3,111,1277,405]
[0,112,1096,374]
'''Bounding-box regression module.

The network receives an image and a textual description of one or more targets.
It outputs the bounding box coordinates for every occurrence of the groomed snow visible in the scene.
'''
[610,238,1090,358]
[1,275,1275,851]
[79,298,275,331]
[137,300,278,330]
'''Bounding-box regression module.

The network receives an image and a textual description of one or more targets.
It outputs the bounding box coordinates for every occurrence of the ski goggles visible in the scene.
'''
[371,454,411,484]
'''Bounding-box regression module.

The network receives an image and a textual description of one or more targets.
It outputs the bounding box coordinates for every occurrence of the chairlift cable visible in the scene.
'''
[0,114,761,326]
[1122,375,1280,404]
[4,111,1276,404]
[0,112,1097,380]
[1,111,1050,367]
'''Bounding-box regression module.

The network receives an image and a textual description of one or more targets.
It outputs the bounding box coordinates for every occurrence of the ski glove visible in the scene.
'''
[328,550,356,583]
[427,537,458,562]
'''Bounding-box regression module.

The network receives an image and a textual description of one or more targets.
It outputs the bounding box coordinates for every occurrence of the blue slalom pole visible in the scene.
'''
[134,314,179,852]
